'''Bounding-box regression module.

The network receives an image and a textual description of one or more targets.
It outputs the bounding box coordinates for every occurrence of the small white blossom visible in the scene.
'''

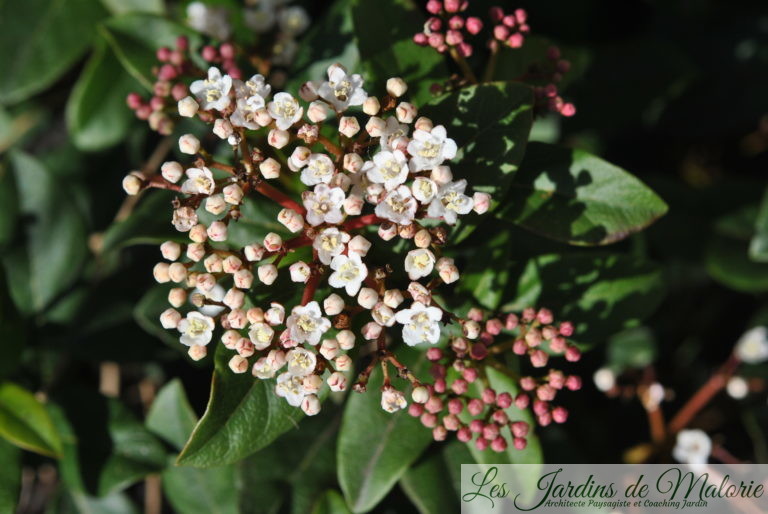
[364,150,409,191]
[289,261,311,283]
[381,387,407,413]
[190,67,232,111]
[407,125,457,171]
[375,185,417,225]
[404,249,436,280]
[313,227,350,265]
[394,301,443,346]
[278,6,310,36]
[328,253,368,296]
[181,167,215,195]
[300,153,336,186]
[735,326,768,364]
[187,2,230,40]
[427,179,474,224]
[318,63,367,112]
[593,368,616,392]
[379,117,410,153]
[286,301,331,345]
[726,376,749,399]
[303,184,345,226]
[673,429,711,466]
[275,372,308,407]
[267,92,303,130]
[248,322,275,350]
[252,357,276,379]
[286,348,317,377]
[177,311,215,347]
[178,96,199,117]
[412,177,438,203]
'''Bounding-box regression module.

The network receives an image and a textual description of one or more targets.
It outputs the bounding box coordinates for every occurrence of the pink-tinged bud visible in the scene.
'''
[426,348,443,361]
[177,96,198,118]
[560,103,576,117]
[412,386,430,404]
[322,294,344,316]
[426,0,442,14]
[319,339,339,360]
[557,60,571,74]
[489,7,504,22]
[538,413,552,426]
[186,243,205,262]
[432,376,447,393]
[279,329,298,349]
[159,308,181,329]
[223,184,243,205]
[126,92,143,109]
[263,232,283,253]
[485,318,503,336]
[467,398,483,416]
[301,394,321,416]
[492,409,509,425]
[533,400,549,416]
[507,33,524,48]
[428,32,445,49]
[361,97,380,117]
[458,42,473,57]
[160,240,181,261]
[559,321,574,337]
[502,15,516,28]
[522,307,536,322]
[339,116,360,138]
[565,345,581,362]
[299,80,319,102]
[169,262,189,283]
[413,32,429,46]
[396,102,417,124]
[463,17,482,36]
[190,224,209,244]
[510,421,528,438]
[357,288,379,310]
[482,423,500,441]
[257,264,278,285]
[227,309,248,330]
[520,376,536,391]
[443,414,460,431]
[475,437,489,451]
[537,308,553,325]
[188,344,207,361]
[537,384,556,402]
[361,321,383,340]
[451,379,468,395]
[549,336,566,353]
[288,261,310,283]
[514,8,527,23]
[513,437,527,450]
[466,308,483,322]
[266,349,286,370]
[247,308,264,326]
[302,374,323,394]
[135,104,152,120]
[457,426,472,442]
[491,436,507,453]
[178,134,200,155]
[444,0,461,12]
[378,222,397,240]
[548,370,565,390]
[482,388,496,405]
[552,406,568,424]
[513,339,528,355]
[448,15,464,30]
[306,100,328,123]
[565,375,582,391]
[446,29,463,46]
[207,221,228,242]
[336,330,355,350]
[496,392,513,409]
[168,288,187,308]
[425,396,444,414]
[470,343,488,360]
[236,338,255,358]
[420,412,438,428]
[153,262,170,283]
[335,355,352,371]
[278,208,305,234]
[515,393,530,409]
[464,321,481,340]
[469,419,484,434]
[229,355,248,374]
[445,398,462,415]
[409,403,424,417]
[494,24,510,40]
[171,83,188,101]
[267,129,290,149]
[439,264,460,284]
[530,349,549,368]
[462,367,479,383]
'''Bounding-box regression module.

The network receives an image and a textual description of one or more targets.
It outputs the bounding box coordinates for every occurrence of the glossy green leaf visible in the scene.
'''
[399,448,458,514]
[351,0,448,104]
[457,231,511,309]
[100,0,163,15]
[0,438,20,513]
[2,151,88,314]
[312,490,352,514]
[100,13,200,91]
[607,326,657,370]
[66,37,140,151]
[134,284,180,347]
[102,191,178,253]
[0,382,62,457]
[337,348,432,513]
[56,491,140,514]
[146,379,198,450]
[177,345,306,467]
[163,456,239,514]
[505,253,667,343]
[500,143,668,245]
[749,186,768,262]
[707,205,768,293]
[0,0,107,104]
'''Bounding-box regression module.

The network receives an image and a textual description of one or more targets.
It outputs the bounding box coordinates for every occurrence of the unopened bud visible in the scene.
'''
[161,161,184,183]
[259,157,281,179]
[258,264,278,285]
[396,102,417,123]
[386,77,408,98]
[339,116,360,138]
[229,355,249,374]
[178,96,199,117]
[178,134,200,154]
[363,96,380,115]
[122,172,144,195]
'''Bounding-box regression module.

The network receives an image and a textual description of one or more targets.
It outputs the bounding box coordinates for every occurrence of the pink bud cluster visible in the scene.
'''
[407,307,582,452]
[531,46,576,117]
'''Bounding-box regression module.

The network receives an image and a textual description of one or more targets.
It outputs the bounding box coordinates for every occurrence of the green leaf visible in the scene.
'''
[399,448,458,514]
[146,379,198,450]
[134,284,180,347]
[2,151,88,314]
[102,191,178,253]
[312,490,352,514]
[505,253,667,343]
[749,186,768,262]
[0,0,107,104]
[100,13,201,91]
[351,0,448,104]
[337,348,432,513]
[163,456,239,514]
[0,160,17,247]
[55,491,140,514]
[500,142,669,246]
[66,37,141,151]
[607,326,657,370]
[421,82,534,241]
[176,345,306,467]
[707,205,768,293]
[0,382,62,457]
[100,0,163,15]
[0,439,20,513]
[457,231,511,309]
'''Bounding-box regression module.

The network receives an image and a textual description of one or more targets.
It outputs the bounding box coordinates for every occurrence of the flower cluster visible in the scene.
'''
[123,60,580,449]
[413,1,575,117]
[127,1,310,134]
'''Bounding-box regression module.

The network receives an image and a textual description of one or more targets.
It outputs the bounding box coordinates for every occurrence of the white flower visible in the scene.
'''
[407,125,457,171]
[379,116,410,152]
[190,67,232,111]
[735,326,768,364]
[313,228,349,265]
[381,387,408,413]
[248,322,275,350]
[300,153,336,186]
[177,311,215,347]
[375,185,417,225]
[404,249,436,280]
[593,368,616,392]
[303,184,345,226]
[394,302,443,346]
[412,177,438,203]
[286,348,317,377]
[235,74,271,100]
[244,3,276,33]
[278,6,310,36]
[673,429,711,466]
[268,92,303,130]
[328,253,368,296]
[181,167,215,195]
[318,63,367,112]
[726,376,748,399]
[364,150,409,191]
[286,301,331,345]
[427,179,474,224]
[230,75,272,129]
[187,2,231,40]
[275,372,307,407]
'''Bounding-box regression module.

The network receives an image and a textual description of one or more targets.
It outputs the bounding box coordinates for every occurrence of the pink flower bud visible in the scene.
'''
[229,355,248,374]
[462,367,479,383]
[496,392,513,409]
[565,345,581,362]
[337,330,355,350]
[257,264,278,285]
[268,129,290,149]
[420,412,438,428]
[207,221,228,242]
[425,396,444,414]
[538,413,552,426]
[560,103,576,117]
[467,398,483,416]
[513,437,527,450]
[491,436,507,453]
[552,406,568,424]
[426,0,442,14]
[451,378,468,395]
[301,394,321,416]
[408,403,424,417]
[446,29,463,46]
[470,343,488,360]
[361,321,383,340]
[396,102,417,123]
[426,348,443,361]
[475,437,489,451]
[530,349,549,368]
[507,33,524,48]
[565,375,582,391]
[433,377,446,393]
[457,427,472,442]
[482,388,496,405]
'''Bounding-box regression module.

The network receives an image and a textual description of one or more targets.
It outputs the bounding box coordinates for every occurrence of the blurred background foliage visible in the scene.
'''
[0,0,767,512]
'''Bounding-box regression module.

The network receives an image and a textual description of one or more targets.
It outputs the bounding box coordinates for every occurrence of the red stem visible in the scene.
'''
[254,181,306,215]
[146,176,181,192]
[301,271,321,306]
[342,214,383,231]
